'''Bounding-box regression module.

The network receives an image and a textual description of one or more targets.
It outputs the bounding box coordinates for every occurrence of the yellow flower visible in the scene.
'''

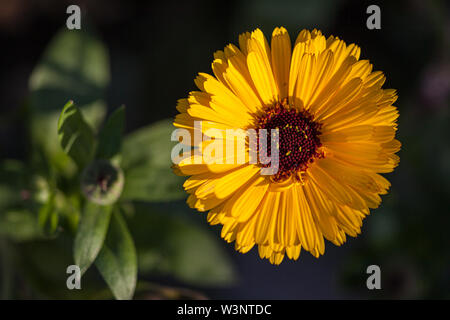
[173,27,400,265]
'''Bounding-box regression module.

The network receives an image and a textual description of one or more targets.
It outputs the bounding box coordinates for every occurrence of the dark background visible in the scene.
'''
[0,0,449,299]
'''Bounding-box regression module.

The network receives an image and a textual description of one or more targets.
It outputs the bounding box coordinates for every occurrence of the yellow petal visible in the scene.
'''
[247,37,279,105]
[229,176,269,222]
[195,165,260,200]
[223,57,262,112]
[271,27,291,100]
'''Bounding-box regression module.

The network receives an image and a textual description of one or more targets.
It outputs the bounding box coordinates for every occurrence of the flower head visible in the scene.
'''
[173,27,400,264]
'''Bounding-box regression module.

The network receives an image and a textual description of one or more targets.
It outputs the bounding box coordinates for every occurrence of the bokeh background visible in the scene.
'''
[0,0,449,299]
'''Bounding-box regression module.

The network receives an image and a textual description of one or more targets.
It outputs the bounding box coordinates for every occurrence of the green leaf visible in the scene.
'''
[120,119,185,202]
[29,27,109,116]
[95,208,137,300]
[96,106,125,160]
[37,193,59,236]
[58,101,95,168]
[74,202,112,274]
[129,203,236,286]
[29,27,109,169]
[120,166,184,202]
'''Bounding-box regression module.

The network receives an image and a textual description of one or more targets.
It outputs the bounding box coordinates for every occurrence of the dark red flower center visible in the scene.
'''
[255,99,323,182]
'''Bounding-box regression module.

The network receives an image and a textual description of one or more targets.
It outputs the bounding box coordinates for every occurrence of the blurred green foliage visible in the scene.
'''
[0,27,235,299]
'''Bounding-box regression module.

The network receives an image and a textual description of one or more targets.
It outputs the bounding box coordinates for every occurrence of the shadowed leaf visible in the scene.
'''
[120,119,185,202]
[129,203,236,286]
[95,208,137,300]
[74,202,112,274]
[96,106,125,160]
[37,193,59,237]
[58,101,95,168]
[29,27,109,169]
